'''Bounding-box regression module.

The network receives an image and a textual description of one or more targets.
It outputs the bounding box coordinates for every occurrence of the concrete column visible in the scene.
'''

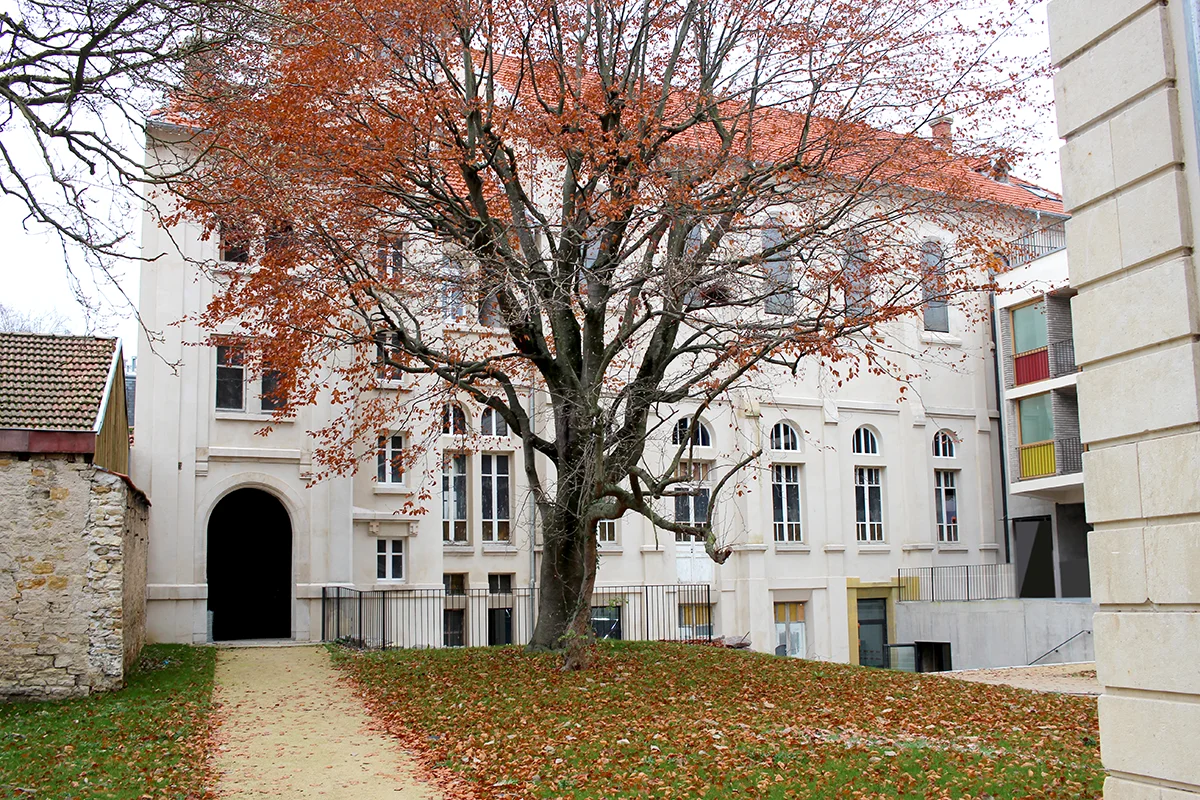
[1048,1,1200,796]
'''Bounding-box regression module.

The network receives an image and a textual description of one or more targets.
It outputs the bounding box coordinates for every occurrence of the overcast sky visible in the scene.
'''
[0,0,1062,362]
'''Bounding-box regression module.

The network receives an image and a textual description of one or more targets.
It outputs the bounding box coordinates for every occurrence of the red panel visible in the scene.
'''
[1014,349,1049,386]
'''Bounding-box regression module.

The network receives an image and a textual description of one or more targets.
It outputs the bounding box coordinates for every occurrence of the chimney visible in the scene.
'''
[930,115,953,144]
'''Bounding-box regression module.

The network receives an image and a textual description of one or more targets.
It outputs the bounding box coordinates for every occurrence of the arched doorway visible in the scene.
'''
[207,488,292,641]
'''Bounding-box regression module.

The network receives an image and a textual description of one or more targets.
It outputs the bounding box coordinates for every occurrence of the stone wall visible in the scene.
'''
[0,454,149,700]
[1048,0,1200,796]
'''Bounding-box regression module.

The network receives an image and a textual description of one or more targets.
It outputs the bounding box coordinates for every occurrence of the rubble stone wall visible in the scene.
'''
[0,454,149,700]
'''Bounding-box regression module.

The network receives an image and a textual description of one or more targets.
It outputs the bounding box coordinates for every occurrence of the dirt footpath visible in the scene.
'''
[946,662,1101,695]
[211,645,441,799]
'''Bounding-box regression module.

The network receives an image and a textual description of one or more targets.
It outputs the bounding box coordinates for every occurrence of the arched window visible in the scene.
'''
[770,422,799,451]
[672,417,712,447]
[933,430,957,458]
[481,407,508,437]
[852,426,879,455]
[442,403,467,435]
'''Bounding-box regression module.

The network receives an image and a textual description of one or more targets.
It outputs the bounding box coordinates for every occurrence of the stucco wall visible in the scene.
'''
[0,455,148,700]
[895,598,1096,670]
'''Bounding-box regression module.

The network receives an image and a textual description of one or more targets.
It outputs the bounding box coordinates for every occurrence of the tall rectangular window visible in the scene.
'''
[261,366,288,411]
[376,538,403,581]
[762,227,794,315]
[442,454,468,542]
[678,604,712,639]
[377,234,405,280]
[934,470,959,543]
[377,434,405,485]
[218,221,250,264]
[772,464,803,542]
[375,331,401,381]
[597,519,617,545]
[854,467,884,542]
[215,345,245,410]
[480,454,511,542]
[1018,394,1054,444]
[921,240,950,332]
[673,461,710,538]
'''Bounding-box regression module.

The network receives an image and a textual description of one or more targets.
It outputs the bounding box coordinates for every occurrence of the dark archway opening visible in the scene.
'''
[207,488,292,641]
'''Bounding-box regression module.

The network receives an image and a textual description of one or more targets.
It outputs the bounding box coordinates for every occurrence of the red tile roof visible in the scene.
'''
[0,333,119,431]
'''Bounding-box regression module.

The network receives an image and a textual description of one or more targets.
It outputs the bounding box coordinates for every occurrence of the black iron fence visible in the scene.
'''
[322,583,713,649]
[898,564,1016,602]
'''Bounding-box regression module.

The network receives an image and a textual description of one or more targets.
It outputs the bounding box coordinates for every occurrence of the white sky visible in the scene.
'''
[0,0,1062,362]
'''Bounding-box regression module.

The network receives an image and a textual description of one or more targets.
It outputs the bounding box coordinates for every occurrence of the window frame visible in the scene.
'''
[597,518,618,546]
[761,225,794,316]
[480,452,512,543]
[673,460,711,540]
[769,421,800,451]
[921,239,951,333]
[376,432,406,485]
[442,452,469,543]
[481,407,509,437]
[934,469,959,543]
[1010,298,1049,357]
[843,231,872,317]
[1017,393,1055,445]
[672,417,713,448]
[774,601,806,658]
[932,430,957,459]
[852,426,880,455]
[215,344,246,411]
[442,403,468,435]
[217,220,250,264]
[377,233,406,281]
[854,466,885,542]
[442,573,467,595]
[771,463,803,543]
[376,538,404,582]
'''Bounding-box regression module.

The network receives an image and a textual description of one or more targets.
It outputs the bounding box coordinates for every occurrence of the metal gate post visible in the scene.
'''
[321,586,327,641]
[358,591,363,645]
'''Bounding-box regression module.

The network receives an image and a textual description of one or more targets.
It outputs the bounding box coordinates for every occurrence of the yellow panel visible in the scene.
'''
[1019,441,1056,478]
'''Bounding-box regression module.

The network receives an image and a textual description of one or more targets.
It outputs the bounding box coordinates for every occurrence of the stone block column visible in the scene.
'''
[1048,0,1200,796]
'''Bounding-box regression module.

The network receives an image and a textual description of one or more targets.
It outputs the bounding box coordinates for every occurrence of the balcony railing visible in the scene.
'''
[1012,339,1077,387]
[898,564,1016,602]
[1008,222,1067,268]
[1017,436,1084,480]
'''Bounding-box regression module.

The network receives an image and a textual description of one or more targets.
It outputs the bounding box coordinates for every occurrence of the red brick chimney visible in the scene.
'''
[930,116,953,144]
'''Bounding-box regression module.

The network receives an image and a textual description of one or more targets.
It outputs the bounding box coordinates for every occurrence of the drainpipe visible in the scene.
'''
[527,379,538,627]
[988,285,1013,564]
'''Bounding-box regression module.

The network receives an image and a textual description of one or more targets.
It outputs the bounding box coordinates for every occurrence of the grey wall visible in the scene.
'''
[895,598,1096,670]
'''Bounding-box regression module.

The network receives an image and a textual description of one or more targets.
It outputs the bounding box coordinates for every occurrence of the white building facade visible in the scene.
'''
[133,129,1063,668]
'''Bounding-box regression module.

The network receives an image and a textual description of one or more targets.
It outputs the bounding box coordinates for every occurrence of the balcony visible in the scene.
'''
[1008,222,1067,269]
[1013,340,1076,387]
[1018,437,1083,480]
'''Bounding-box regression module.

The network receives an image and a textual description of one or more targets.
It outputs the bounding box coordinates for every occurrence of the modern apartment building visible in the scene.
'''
[133,121,1065,669]
[994,221,1092,601]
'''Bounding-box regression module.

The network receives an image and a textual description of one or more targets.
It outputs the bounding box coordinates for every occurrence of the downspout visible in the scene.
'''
[988,286,1013,564]
[527,379,538,628]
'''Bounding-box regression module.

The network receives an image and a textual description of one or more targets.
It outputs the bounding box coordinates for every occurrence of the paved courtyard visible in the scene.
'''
[211,645,441,799]
[946,662,1101,696]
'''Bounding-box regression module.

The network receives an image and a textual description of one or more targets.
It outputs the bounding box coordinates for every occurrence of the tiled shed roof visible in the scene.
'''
[0,332,118,431]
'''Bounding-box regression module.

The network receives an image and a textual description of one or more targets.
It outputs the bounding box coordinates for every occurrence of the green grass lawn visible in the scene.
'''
[335,641,1102,800]
[0,644,216,800]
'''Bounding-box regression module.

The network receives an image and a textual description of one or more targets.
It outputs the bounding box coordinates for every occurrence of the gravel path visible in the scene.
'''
[946,662,1101,695]
[211,645,441,799]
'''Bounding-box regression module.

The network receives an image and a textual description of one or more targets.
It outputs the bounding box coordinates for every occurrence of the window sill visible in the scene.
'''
[214,410,294,423]
[374,379,407,391]
[373,485,413,495]
[936,545,968,554]
[482,543,518,554]
[443,543,474,555]
[370,581,407,589]
[640,544,666,553]
[921,331,962,347]
[823,544,847,553]
[902,543,936,552]
[774,544,811,553]
[856,545,892,554]
[979,543,1001,551]
[598,546,622,555]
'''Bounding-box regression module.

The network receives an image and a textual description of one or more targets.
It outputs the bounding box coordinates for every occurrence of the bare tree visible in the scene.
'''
[0,302,73,333]
[166,0,1052,665]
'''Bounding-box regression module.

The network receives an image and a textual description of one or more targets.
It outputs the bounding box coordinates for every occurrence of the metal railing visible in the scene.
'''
[1049,339,1077,377]
[898,564,1016,602]
[1008,223,1067,268]
[321,583,714,649]
[1015,436,1084,480]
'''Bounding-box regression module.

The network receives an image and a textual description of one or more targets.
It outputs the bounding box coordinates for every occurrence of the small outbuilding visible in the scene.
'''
[0,332,149,700]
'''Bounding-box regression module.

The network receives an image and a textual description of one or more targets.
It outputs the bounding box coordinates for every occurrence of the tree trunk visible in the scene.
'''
[528,489,598,668]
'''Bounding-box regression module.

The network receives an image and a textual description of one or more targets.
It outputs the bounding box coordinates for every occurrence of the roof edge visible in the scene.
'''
[0,429,97,454]
[94,341,123,433]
